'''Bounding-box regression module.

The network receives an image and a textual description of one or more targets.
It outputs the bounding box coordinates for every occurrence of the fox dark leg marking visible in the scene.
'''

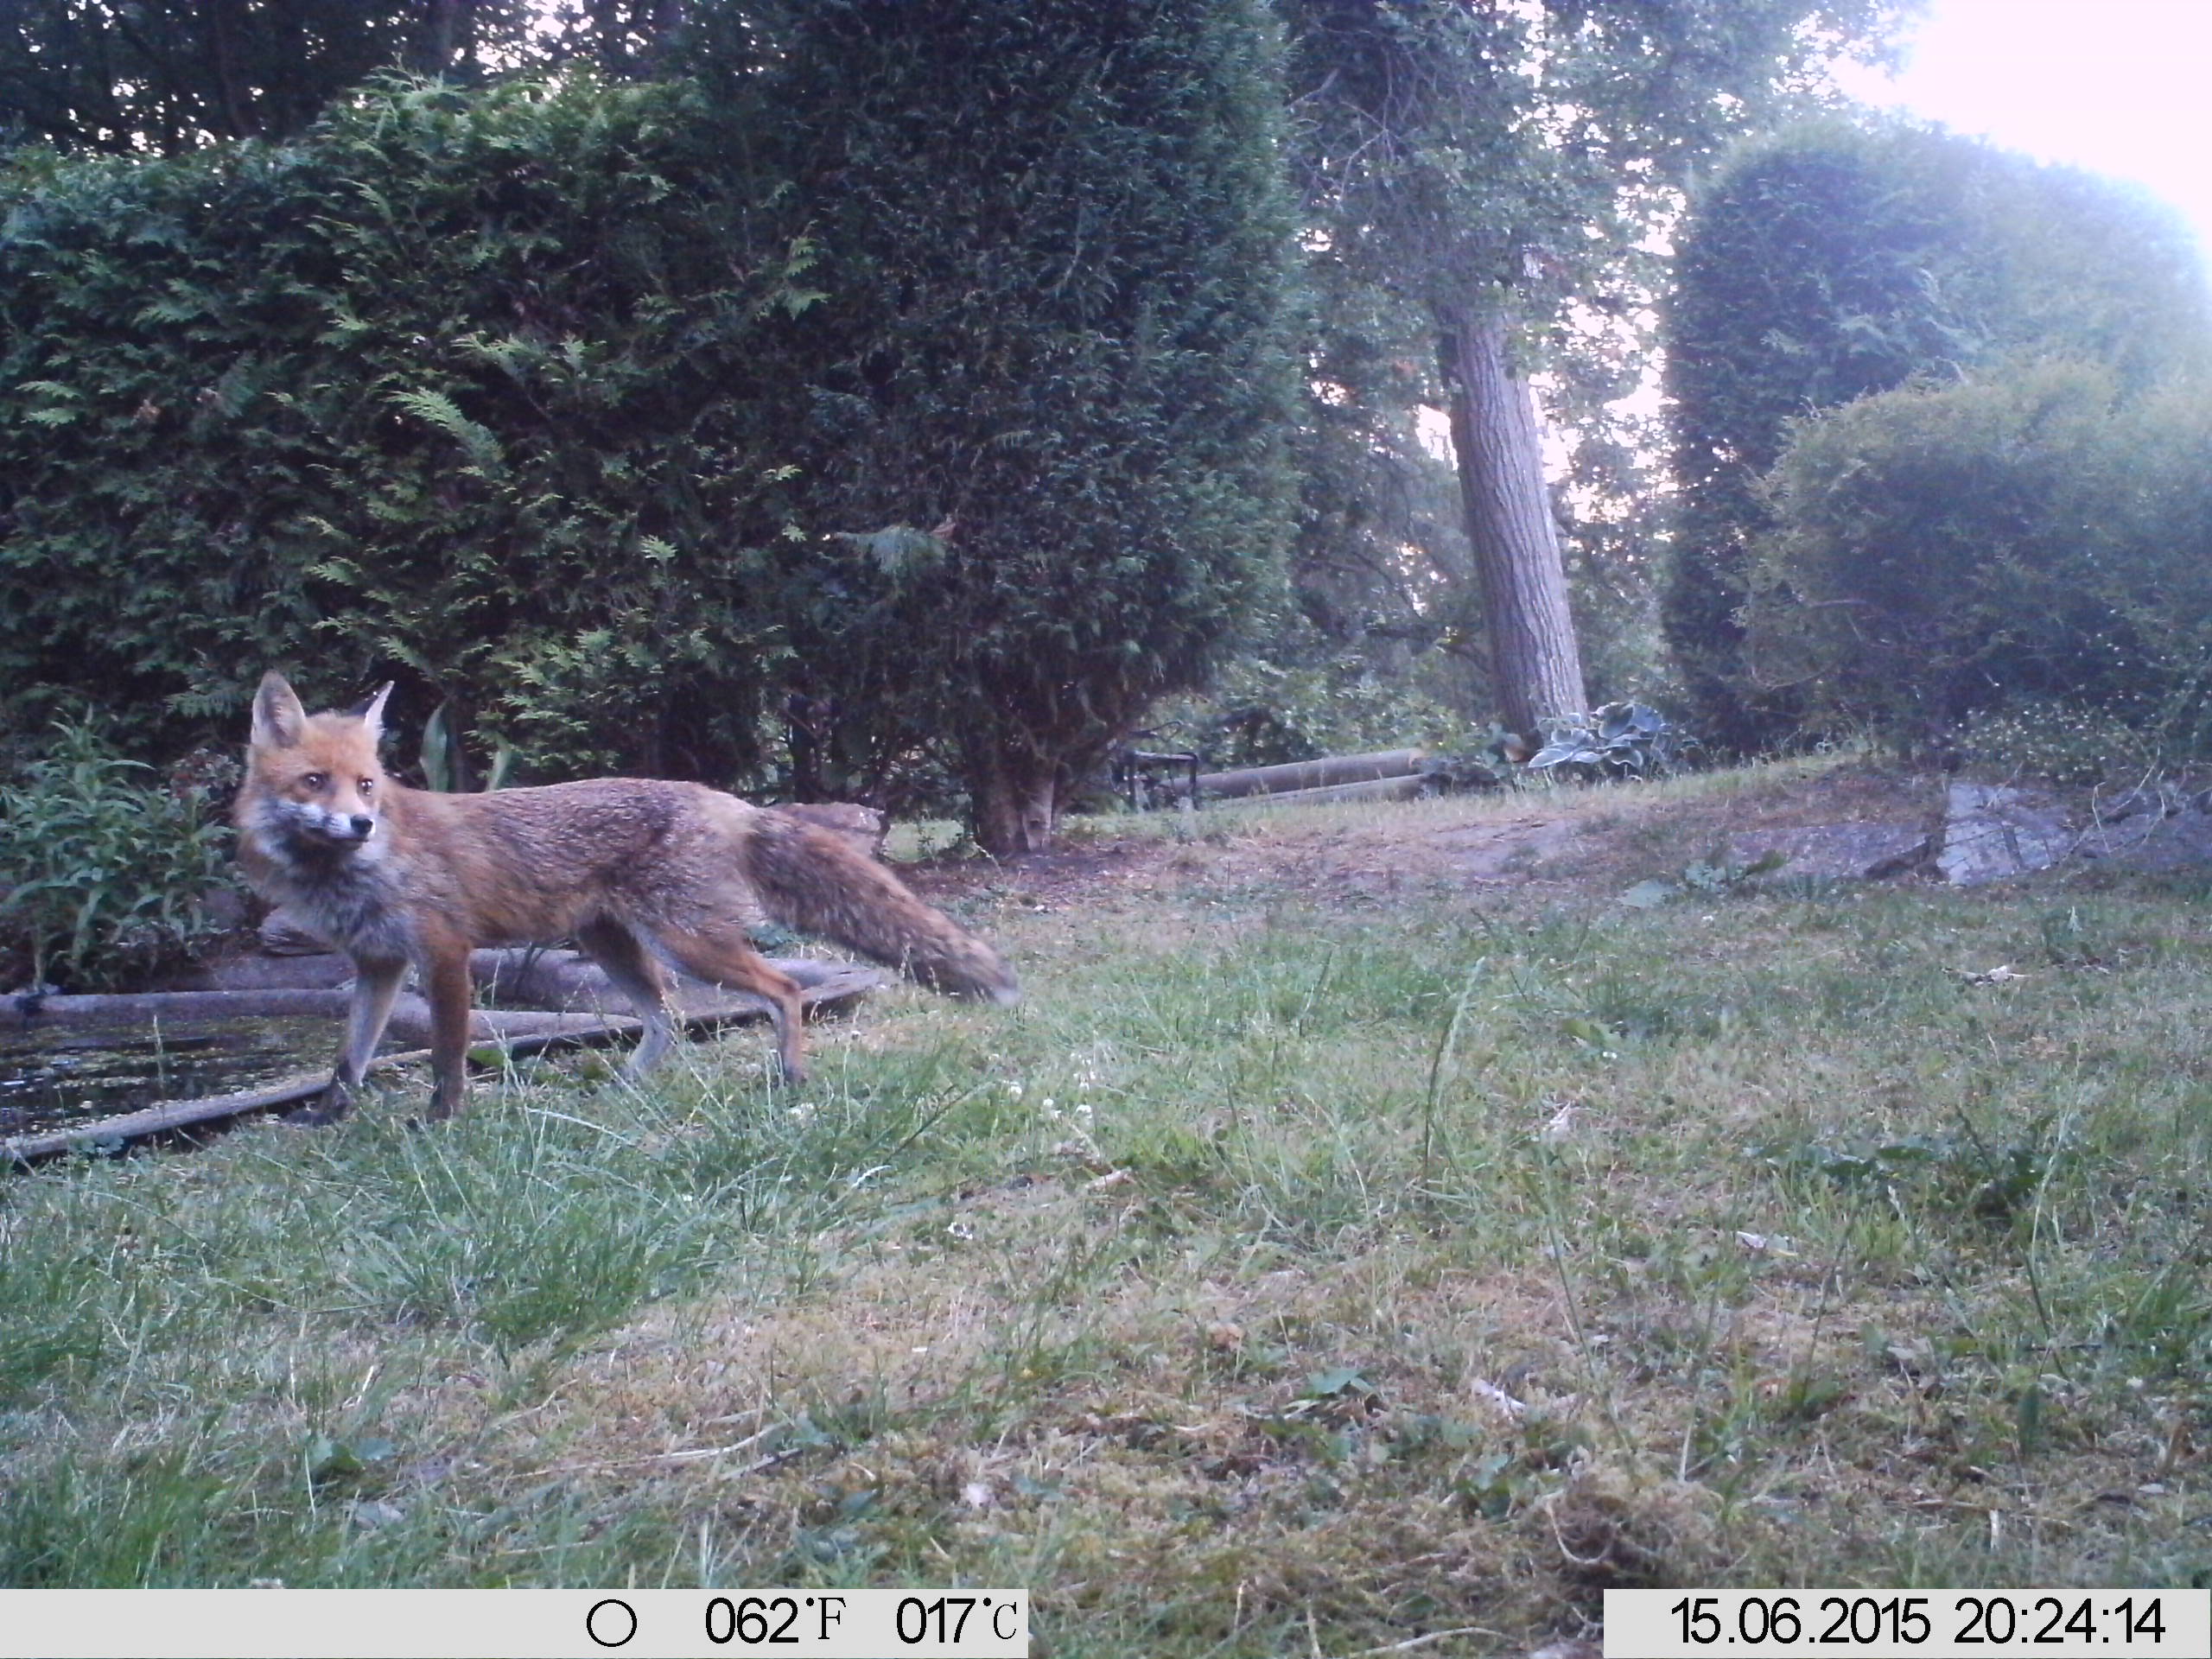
[575,918,679,1079]
[289,954,405,1126]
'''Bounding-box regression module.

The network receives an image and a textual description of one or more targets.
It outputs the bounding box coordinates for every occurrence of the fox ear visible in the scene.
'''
[251,672,308,750]
[351,682,395,741]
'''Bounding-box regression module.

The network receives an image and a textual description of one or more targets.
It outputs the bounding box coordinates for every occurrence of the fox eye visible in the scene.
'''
[359,778,376,796]
[302,771,328,791]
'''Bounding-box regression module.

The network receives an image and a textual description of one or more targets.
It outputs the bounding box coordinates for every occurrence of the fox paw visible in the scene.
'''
[283,1084,355,1127]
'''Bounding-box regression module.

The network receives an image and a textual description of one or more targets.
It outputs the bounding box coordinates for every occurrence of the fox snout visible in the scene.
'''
[281,798,379,846]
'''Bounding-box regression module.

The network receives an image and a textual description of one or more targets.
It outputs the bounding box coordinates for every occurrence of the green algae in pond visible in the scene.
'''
[0,1017,352,1138]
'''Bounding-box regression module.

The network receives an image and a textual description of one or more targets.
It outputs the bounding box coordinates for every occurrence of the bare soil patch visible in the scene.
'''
[908,756,1944,912]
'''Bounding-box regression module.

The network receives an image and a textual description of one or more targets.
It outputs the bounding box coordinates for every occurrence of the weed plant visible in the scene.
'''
[0,720,236,989]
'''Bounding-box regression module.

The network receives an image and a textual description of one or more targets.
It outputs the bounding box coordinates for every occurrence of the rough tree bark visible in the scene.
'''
[964,734,1062,856]
[1436,305,1587,740]
[414,0,474,77]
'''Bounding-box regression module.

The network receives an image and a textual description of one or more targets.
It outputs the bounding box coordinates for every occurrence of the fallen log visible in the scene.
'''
[469,948,868,1012]
[162,951,357,993]
[1216,772,1437,810]
[3,966,883,1168]
[1187,748,1426,800]
[10,987,643,1044]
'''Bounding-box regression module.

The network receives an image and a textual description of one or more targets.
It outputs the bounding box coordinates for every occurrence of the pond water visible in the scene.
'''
[0,1017,344,1140]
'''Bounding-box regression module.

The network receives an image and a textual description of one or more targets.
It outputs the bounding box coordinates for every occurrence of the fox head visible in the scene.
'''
[243,671,395,853]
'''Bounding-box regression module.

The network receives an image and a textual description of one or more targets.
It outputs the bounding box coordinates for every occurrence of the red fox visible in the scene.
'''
[234,672,1018,1123]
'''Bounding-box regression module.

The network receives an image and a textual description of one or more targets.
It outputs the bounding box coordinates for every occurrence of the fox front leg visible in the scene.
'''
[289,955,408,1125]
[422,941,476,1122]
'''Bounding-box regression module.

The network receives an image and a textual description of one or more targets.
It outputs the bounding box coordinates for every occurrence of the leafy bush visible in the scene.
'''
[1957,701,2168,790]
[0,722,237,990]
[1745,359,2212,760]
[3,33,1302,852]
[0,73,807,781]
[1527,702,1694,781]
[1665,118,2212,753]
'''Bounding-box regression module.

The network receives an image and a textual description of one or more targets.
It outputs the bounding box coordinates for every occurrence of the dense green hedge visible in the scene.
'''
[744,0,1300,847]
[1662,119,2211,753]
[1,73,809,781]
[3,10,1300,855]
[1746,359,2212,758]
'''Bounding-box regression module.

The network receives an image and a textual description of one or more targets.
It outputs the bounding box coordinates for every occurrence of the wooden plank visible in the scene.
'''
[3,967,885,1168]
[8,988,355,1026]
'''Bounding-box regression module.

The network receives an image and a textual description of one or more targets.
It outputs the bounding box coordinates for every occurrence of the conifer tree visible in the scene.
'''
[753,0,1301,851]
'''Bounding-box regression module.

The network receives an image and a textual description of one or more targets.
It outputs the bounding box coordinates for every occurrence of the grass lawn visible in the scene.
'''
[4,758,2209,1654]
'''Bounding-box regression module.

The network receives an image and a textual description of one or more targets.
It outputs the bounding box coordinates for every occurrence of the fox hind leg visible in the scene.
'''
[576,918,679,1079]
[644,925,809,1084]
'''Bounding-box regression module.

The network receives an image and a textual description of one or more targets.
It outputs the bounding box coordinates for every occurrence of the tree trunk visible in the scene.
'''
[203,0,254,139]
[1435,305,1587,740]
[416,0,473,78]
[965,737,1059,856]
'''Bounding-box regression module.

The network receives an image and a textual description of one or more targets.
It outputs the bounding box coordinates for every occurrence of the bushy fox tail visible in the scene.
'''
[743,812,1021,1005]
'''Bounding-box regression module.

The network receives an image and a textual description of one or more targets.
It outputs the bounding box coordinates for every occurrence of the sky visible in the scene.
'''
[1832,0,2212,266]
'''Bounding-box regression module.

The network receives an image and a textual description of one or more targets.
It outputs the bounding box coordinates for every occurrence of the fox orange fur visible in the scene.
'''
[234,672,1018,1122]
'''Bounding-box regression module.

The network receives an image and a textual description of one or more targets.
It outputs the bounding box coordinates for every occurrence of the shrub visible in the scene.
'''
[752,0,1301,850]
[1664,118,2212,753]
[1527,702,1694,781]
[1957,701,2168,791]
[0,722,238,990]
[0,73,804,782]
[1745,359,2212,760]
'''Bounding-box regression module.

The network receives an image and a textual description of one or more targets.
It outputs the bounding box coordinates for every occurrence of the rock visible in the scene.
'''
[1728,823,1929,881]
[1937,783,2074,885]
[2075,801,2212,873]
[2095,784,2188,823]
